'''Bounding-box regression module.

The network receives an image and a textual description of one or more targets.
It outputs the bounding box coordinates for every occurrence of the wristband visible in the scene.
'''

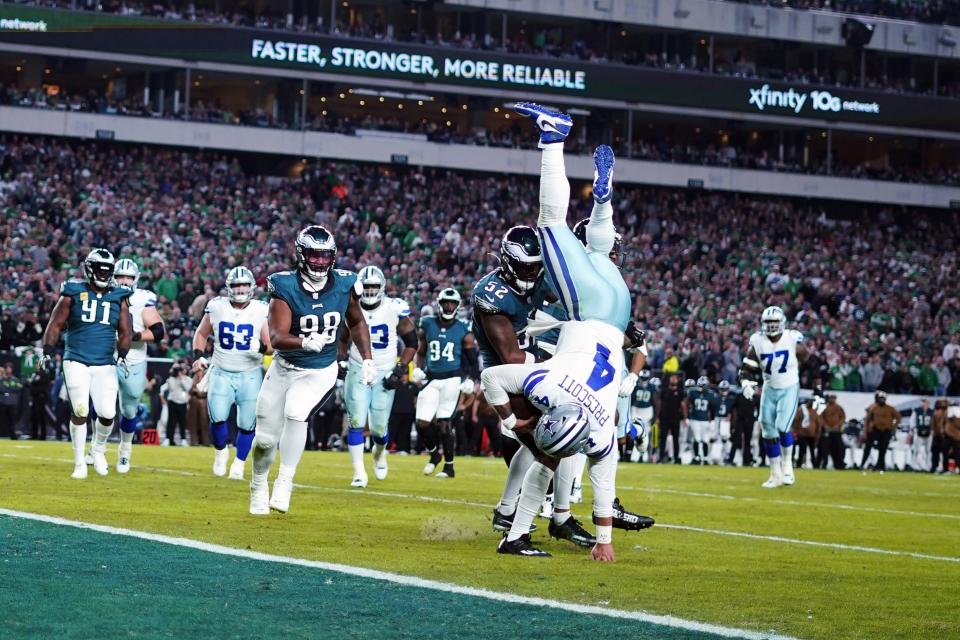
[132,331,142,342]
[501,414,517,430]
[43,344,55,356]
[193,349,205,361]
[596,525,613,544]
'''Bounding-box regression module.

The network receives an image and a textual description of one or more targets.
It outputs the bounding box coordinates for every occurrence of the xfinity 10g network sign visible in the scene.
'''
[747,84,880,116]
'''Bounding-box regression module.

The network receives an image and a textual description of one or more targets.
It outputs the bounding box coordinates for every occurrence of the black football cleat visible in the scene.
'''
[497,534,551,557]
[548,516,597,548]
[593,497,655,531]
[491,508,537,533]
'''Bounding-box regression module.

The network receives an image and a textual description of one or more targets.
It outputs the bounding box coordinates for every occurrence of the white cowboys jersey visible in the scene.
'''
[349,297,411,371]
[205,297,268,372]
[748,329,804,389]
[125,288,157,366]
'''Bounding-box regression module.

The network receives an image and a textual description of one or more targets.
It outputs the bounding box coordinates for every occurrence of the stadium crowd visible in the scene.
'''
[1,134,959,468]
[14,1,960,99]
[3,86,956,187]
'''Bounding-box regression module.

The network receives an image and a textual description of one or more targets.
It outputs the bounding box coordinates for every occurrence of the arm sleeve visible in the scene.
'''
[480,363,540,407]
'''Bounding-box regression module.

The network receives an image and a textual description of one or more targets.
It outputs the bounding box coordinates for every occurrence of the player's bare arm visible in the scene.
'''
[397,315,417,366]
[137,305,165,343]
[116,298,133,358]
[479,311,531,364]
[41,295,72,349]
[268,297,305,351]
[345,293,372,360]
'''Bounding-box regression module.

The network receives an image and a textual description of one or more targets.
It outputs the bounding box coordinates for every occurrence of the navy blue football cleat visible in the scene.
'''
[513,102,572,147]
[592,145,615,204]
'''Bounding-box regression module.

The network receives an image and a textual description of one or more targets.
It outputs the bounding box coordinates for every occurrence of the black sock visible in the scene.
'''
[441,430,455,464]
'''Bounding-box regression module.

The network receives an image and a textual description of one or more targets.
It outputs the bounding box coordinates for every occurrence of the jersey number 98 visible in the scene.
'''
[300,312,341,343]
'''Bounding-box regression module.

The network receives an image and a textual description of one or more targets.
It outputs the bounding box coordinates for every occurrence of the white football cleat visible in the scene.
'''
[92,451,109,476]
[71,463,88,479]
[422,461,437,476]
[351,473,369,488]
[228,458,245,480]
[212,448,229,477]
[84,450,94,465]
[269,477,292,513]
[116,445,132,474]
[372,443,388,480]
[762,464,783,488]
[249,481,269,515]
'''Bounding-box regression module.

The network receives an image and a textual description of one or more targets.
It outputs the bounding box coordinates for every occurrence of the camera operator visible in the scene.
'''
[164,360,193,446]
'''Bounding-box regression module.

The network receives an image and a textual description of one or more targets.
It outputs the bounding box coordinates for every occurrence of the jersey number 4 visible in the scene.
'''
[760,350,789,374]
[586,343,615,391]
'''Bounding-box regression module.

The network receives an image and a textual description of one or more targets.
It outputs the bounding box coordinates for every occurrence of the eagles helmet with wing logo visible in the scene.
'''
[295,225,337,284]
[84,248,117,288]
[499,226,543,294]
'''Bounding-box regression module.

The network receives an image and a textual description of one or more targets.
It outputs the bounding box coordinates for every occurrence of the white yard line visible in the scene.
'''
[4,452,958,563]
[0,507,795,640]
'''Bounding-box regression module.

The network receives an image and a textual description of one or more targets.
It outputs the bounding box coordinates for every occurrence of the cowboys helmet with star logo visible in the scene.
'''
[533,403,591,458]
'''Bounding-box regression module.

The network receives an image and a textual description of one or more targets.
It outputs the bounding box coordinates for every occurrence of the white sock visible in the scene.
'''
[119,430,134,446]
[277,418,308,478]
[781,446,794,472]
[372,442,385,459]
[498,447,535,515]
[585,199,616,254]
[252,441,277,479]
[349,443,365,475]
[553,510,572,525]
[92,420,112,453]
[277,463,297,484]
[537,144,569,227]
[507,462,554,542]
[553,455,574,513]
[571,452,587,491]
[69,423,87,465]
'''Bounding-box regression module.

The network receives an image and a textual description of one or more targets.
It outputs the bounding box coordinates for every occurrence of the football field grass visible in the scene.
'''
[1,440,958,640]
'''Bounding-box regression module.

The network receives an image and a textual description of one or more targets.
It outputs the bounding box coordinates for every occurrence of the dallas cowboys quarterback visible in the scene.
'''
[192,266,271,480]
[342,264,418,487]
[249,226,374,515]
[482,103,653,560]
[39,249,133,479]
[739,305,808,488]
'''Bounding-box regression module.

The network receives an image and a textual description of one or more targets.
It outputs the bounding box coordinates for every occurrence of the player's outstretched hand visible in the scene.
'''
[192,357,209,373]
[590,543,615,562]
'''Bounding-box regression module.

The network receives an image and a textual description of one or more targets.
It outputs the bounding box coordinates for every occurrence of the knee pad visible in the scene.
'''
[372,433,389,446]
[779,431,794,447]
[253,433,277,450]
[72,401,90,420]
[119,415,139,434]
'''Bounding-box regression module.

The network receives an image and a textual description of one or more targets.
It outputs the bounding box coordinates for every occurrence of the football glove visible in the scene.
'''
[117,356,130,377]
[36,353,52,373]
[624,322,648,355]
[195,370,210,394]
[382,363,405,390]
[302,332,333,352]
[741,380,758,400]
[361,359,376,386]
[810,396,827,415]
[411,367,427,384]
[191,356,209,373]
[618,372,638,397]
[627,416,648,453]
[459,378,476,395]
[337,360,349,380]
